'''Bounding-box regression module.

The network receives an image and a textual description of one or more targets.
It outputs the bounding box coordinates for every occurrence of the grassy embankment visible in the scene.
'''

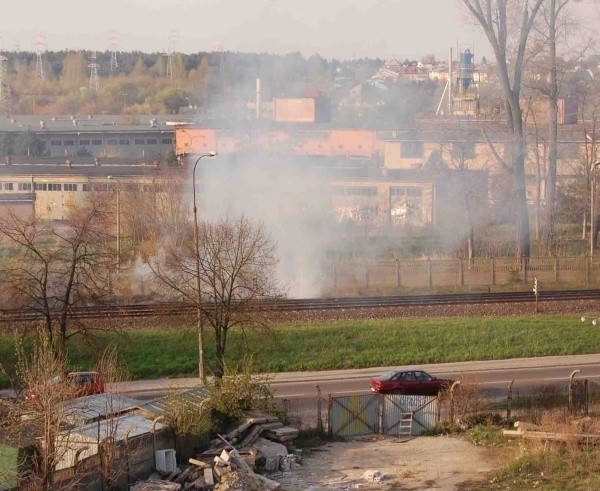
[0,314,596,389]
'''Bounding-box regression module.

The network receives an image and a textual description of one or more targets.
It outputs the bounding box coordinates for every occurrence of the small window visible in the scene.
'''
[18,183,32,191]
[63,140,75,146]
[82,183,91,192]
[64,183,77,191]
[134,139,145,145]
[400,142,424,158]
[49,183,61,191]
[119,139,130,145]
[161,138,173,145]
[79,140,90,146]
[3,183,13,190]
[91,139,102,146]
[107,139,117,146]
[51,140,62,146]
[147,138,157,145]
[34,183,48,191]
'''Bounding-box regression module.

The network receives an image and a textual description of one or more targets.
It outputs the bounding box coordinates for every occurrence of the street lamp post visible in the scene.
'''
[107,176,122,272]
[192,152,217,384]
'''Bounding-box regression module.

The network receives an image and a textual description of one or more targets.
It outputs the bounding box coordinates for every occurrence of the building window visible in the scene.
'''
[107,139,117,146]
[161,138,173,145]
[64,183,77,191]
[92,139,102,146]
[2,183,13,190]
[119,139,130,145]
[400,142,424,158]
[51,140,62,146]
[147,138,157,145]
[93,183,109,192]
[34,183,48,191]
[49,183,61,191]
[82,183,91,192]
[79,140,90,146]
[63,140,75,146]
[134,139,145,145]
[18,183,32,191]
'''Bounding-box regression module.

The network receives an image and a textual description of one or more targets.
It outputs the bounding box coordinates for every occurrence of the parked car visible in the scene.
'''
[25,371,105,403]
[369,369,454,395]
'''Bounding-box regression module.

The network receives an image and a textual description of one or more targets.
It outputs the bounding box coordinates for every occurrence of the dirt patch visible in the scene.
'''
[273,435,497,490]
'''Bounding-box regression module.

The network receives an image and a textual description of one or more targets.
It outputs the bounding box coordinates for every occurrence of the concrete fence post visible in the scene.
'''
[458,259,464,287]
[490,258,495,286]
[428,259,433,287]
[396,258,401,288]
[554,258,559,283]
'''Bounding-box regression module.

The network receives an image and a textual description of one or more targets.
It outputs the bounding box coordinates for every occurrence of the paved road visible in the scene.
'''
[116,353,600,404]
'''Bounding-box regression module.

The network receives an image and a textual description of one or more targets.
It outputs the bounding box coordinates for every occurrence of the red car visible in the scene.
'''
[369,369,454,395]
[26,371,105,403]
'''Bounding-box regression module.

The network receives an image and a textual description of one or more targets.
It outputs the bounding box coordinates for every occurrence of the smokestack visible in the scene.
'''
[256,78,261,119]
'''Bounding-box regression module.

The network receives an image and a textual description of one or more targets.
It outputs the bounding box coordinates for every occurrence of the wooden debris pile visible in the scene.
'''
[132,448,281,490]
[131,413,299,490]
[503,420,600,444]
[203,413,299,452]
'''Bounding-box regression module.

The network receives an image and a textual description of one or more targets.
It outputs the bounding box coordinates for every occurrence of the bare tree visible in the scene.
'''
[462,0,545,257]
[149,215,285,378]
[0,196,114,357]
[7,331,78,490]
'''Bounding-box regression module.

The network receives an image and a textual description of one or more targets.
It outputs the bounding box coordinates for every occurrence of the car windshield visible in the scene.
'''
[378,370,397,381]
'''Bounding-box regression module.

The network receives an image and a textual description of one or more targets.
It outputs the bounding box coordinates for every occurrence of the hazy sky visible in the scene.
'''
[2,0,599,61]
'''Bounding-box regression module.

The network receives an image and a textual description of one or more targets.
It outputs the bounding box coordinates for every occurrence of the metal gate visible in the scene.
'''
[328,393,438,438]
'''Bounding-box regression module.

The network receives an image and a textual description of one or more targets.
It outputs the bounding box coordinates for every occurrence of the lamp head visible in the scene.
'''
[208,151,217,157]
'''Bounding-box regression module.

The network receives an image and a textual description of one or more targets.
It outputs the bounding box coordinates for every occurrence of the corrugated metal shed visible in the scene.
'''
[63,393,143,425]
[138,386,211,416]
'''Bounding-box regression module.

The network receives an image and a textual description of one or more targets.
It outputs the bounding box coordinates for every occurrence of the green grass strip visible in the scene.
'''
[0,315,596,389]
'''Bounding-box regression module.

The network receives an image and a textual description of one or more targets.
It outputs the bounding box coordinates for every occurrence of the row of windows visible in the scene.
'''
[1,182,154,192]
[390,187,422,197]
[50,138,172,147]
[333,187,378,197]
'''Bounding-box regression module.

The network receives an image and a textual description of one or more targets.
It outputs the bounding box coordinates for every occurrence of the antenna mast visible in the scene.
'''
[88,51,99,93]
[33,29,47,80]
[166,29,180,79]
[109,30,120,76]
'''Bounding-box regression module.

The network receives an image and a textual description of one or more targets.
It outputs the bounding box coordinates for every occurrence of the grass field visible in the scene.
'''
[0,314,596,389]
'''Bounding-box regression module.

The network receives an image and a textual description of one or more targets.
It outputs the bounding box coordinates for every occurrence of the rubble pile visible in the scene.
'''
[132,413,299,491]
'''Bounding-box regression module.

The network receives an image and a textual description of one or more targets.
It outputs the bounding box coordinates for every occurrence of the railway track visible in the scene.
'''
[0,289,599,322]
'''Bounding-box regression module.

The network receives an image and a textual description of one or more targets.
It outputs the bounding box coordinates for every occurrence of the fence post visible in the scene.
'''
[396,258,401,288]
[490,258,495,286]
[506,379,514,428]
[315,385,323,432]
[584,379,589,415]
[332,260,337,291]
[365,260,369,289]
[568,369,581,413]
[522,256,528,283]
[327,394,333,436]
[458,259,464,287]
[428,258,433,287]
[586,256,591,286]
[449,381,461,424]
[554,257,559,283]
